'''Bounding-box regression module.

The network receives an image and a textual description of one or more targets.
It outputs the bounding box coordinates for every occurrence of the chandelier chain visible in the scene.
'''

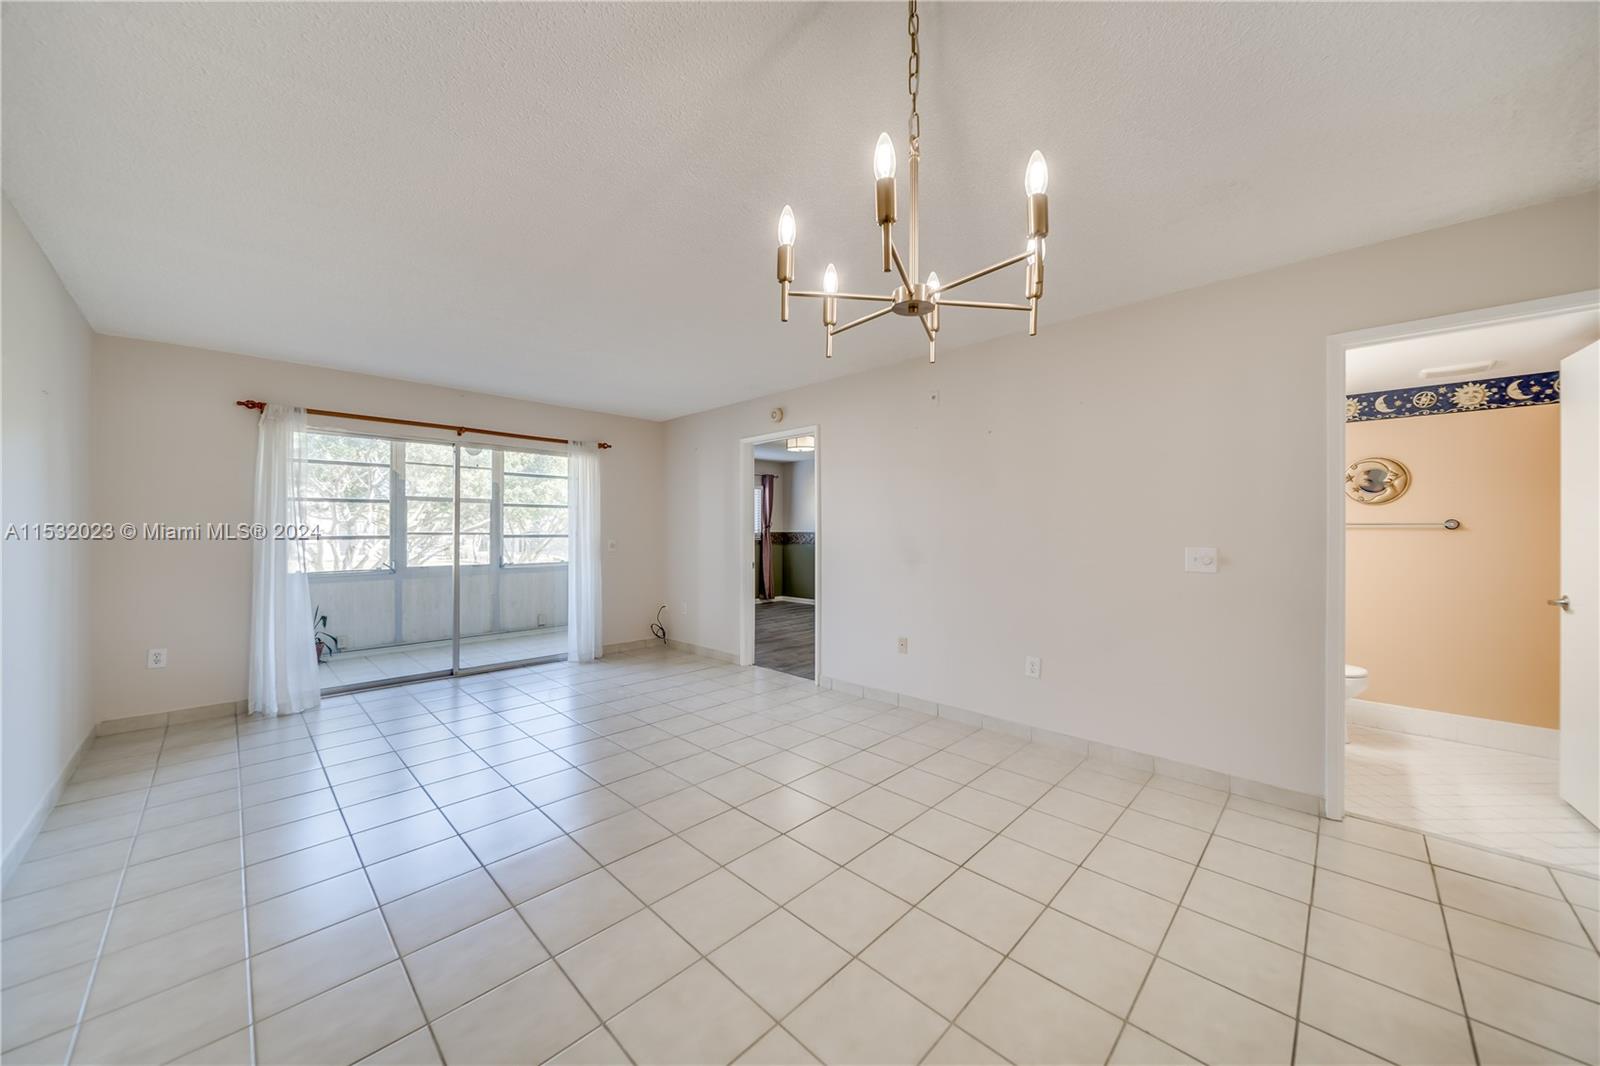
[907,0,920,152]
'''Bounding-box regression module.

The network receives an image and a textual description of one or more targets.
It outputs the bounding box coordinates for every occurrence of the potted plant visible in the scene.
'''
[313,605,340,664]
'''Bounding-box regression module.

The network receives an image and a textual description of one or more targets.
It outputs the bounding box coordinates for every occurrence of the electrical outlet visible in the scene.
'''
[147,648,167,669]
[1024,655,1041,679]
[896,637,909,654]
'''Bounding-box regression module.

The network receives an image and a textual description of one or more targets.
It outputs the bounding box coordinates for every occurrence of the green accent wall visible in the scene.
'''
[783,542,814,599]
[754,539,814,600]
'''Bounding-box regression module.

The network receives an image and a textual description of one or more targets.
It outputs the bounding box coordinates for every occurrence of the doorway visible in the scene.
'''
[739,427,819,681]
[1325,291,1599,872]
[302,428,572,693]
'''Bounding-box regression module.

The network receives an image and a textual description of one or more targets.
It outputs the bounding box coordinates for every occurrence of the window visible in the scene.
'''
[457,446,493,566]
[295,433,570,573]
[298,433,392,572]
[503,450,569,565]
[404,441,456,567]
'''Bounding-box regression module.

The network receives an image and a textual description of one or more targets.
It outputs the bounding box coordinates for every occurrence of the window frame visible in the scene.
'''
[296,429,570,578]
[296,445,396,575]
[500,451,570,569]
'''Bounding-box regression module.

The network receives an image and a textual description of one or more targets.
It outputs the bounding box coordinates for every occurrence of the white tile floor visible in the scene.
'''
[317,629,567,689]
[4,649,1597,1065]
[1347,725,1600,876]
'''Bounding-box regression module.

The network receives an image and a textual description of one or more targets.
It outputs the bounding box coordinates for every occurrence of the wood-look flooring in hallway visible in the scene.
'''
[755,599,814,680]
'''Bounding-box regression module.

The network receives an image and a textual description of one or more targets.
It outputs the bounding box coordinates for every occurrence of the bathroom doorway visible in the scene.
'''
[1326,291,1600,873]
[738,426,819,681]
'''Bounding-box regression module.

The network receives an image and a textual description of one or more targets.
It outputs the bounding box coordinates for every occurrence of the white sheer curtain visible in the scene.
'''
[248,404,321,716]
[567,442,604,663]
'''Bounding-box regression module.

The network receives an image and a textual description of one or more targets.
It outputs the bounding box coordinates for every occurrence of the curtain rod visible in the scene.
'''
[235,400,610,449]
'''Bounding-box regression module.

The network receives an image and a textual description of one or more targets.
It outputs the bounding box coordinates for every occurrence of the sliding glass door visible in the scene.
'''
[456,444,570,673]
[299,429,569,692]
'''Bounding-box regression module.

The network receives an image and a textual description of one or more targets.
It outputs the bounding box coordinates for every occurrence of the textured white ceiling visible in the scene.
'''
[1347,308,1600,394]
[3,3,1595,420]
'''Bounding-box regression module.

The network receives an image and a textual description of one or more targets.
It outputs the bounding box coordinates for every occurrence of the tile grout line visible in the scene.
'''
[59,718,169,1066]
[1424,835,1482,1066]
[1287,810,1322,1065]
[232,712,259,1066]
[284,698,452,1066]
[1098,789,1226,1066]
[362,687,1002,1062]
[14,652,1597,1066]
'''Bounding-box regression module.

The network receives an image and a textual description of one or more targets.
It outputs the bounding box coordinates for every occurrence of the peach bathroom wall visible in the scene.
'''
[1346,403,1559,728]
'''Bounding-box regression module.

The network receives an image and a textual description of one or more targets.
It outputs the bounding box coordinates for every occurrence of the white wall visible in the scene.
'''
[788,457,816,532]
[664,193,1600,798]
[2,199,95,865]
[89,337,667,722]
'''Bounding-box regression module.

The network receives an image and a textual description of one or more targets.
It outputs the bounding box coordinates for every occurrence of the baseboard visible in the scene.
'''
[665,639,738,664]
[96,699,243,737]
[605,637,664,655]
[819,674,1324,816]
[1347,699,1558,757]
[772,596,815,605]
[2,726,96,888]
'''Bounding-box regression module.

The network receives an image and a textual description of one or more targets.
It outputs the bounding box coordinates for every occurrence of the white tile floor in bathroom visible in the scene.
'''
[1347,725,1600,876]
[4,649,1597,1065]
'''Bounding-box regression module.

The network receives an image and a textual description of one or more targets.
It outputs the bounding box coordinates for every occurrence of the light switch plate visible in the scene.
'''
[1184,547,1218,573]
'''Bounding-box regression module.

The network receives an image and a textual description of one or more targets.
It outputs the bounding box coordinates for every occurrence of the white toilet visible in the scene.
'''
[1343,664,1369,743]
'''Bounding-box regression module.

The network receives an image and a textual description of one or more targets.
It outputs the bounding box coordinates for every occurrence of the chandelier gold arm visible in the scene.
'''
[832,305,895,335]
[937,249,1035,294]
[936,298,1032,312]
[889,242,914,292]
[788,290,897,302]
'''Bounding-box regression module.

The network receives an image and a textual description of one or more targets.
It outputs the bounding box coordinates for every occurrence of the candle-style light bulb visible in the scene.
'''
[874,133,897,180]
[823,263,839,294]
[926,271,941,298]
[1024,150,1049,196]
[778,205,796,247]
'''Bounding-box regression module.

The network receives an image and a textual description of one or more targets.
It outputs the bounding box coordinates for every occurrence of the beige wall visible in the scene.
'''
[664,193,1599,798]
[89,337,667,722]
[2,200,96,865]
[753,460,790,532]
[1346,405,1559,728]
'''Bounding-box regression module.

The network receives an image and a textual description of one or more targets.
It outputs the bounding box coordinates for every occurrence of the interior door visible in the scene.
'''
[1558,340,1599,827]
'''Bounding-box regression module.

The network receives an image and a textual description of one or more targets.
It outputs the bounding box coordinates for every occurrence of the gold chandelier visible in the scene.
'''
[774,0,1050,363]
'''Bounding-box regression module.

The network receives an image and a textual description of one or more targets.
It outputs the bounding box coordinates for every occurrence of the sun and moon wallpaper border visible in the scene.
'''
[1346,370,1559,422]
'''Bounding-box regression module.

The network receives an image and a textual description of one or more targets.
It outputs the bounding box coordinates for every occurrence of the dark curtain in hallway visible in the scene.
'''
[758,473,776,599]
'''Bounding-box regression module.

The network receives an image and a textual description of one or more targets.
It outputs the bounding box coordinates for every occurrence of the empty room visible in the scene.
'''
[2,3,1597,1065]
